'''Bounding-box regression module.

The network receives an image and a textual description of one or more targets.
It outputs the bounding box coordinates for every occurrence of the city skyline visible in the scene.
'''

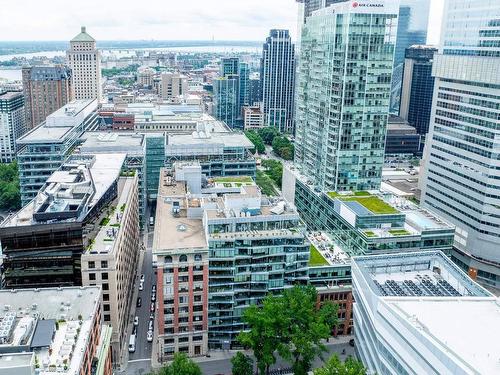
[0,0,444,44]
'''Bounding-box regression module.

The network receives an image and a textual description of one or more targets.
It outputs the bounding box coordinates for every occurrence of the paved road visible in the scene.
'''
[196,340,355,375]
[118,205,156,375]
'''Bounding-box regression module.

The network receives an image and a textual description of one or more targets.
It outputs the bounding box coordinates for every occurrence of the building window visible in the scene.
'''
[101,261,108,268]
[89,273,96,281]
[193,336,203,341]
[194,295,202,302]
[102,272,108,280]
[103,304,110,312]
[102,283,109,291]
[165,256,172,263]
[178,337,189,343]
[103,294,109,301]
[88,261,95,269]
[179,255,188,262]
[104,314,111,322]
[194,254,202,261]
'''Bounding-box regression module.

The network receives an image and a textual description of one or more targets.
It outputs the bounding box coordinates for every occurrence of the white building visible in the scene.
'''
[67,26,102,101]
[420,0,500,289]
[352,251,499,375]
[243,105,265,130]
[161,72,188,100]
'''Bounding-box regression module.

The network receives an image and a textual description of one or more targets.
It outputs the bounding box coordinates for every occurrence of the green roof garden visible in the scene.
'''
[327,191,399,215]
[213,176,254,183]
[309,244,329,266]
[388,229,411,236]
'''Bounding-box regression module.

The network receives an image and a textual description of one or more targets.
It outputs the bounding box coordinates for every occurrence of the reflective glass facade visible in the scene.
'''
[294,1,398,192]
[389,0,430,113]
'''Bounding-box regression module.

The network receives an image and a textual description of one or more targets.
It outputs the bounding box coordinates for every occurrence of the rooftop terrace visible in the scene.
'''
[328,191,399,215]
[0,287,101,375]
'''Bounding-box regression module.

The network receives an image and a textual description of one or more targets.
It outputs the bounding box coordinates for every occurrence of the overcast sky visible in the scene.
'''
[0,0,444,44]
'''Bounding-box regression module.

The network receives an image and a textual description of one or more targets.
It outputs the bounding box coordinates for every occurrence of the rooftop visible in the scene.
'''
[2,154,125,228]
[0,91,22,100]
[328,191,399,215]
[353,251,491,298]
[0,286,101,375]
[18,100,97,144]
[389,298,500,375]
[308,232,350,266]
[353,251,499,375]
[87,176,135,255]
[80,132,145,154]
[153,171,207,253]
[166,131,253,150]
[70,26,95,43]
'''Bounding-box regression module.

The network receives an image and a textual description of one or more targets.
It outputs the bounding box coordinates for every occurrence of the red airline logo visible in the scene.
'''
[352,2,359,7]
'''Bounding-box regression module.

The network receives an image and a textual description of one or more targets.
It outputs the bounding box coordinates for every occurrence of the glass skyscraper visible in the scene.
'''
[260,29,296,133]
[294,0,399,192]
[389,0,430,114]
[421,0,500,289]
[399,45,437,150]
[213,76,240,128]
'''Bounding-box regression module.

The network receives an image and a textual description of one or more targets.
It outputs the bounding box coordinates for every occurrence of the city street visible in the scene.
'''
[118,206,156,375]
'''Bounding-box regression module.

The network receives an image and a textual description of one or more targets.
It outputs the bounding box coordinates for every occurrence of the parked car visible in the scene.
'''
[349,338,355,347]
[151,284,156,293]
[147,330,153,342]
[150,302,155,313]
[139,281,144,291]
[149,312,155,320]
[140,274,145,282]
[148,319,153,331]
[134,316,139,326]
[151,292,156,302]
[136,297,142,308]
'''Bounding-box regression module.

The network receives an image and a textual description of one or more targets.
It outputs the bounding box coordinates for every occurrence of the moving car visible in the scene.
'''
[134,316,139,326]
[140,274,145,282]
[147,330,153,342]
[136,297,142,308]
[139,281,144,291]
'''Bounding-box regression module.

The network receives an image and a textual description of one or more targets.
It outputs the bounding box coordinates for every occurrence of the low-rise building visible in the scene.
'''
[352,251,498,375]
[0,286,112,375]
[165,124,256,179]
[81,173,139,364]
[16,99,99,205]
[0,154,126,289]
[283,165,455,258]
[242,105,264,130]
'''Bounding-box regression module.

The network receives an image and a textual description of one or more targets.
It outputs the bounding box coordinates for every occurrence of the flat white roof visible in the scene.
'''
[167,132,253,148]
[389,298,500,375]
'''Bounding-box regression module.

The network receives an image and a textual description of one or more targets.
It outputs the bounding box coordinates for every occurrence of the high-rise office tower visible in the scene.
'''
[296,0,341,24]
[0,91,25,163]
[239,62,250,107]
[399,45,437,150]
[213,75,240,128]
[220,57,239,77]
[420,0,500,290]
[260,29,295,133]
[248,75,261,106]
[389,0,430,113]
[67,26,102,101]
[294,1,399,192]
[22,66,72,129]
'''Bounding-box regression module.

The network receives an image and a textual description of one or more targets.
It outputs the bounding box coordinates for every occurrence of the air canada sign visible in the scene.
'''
[352,2,384,8]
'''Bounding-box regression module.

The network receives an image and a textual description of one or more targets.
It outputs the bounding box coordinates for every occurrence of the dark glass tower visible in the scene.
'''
[399,45,437,150]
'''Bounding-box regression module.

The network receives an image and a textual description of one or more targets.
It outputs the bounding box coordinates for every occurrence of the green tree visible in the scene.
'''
[0,161,21,211]
[258,127,279,145]
[261,159,283,188]
[279,286,338,375]
[245,130,266,154]
[314,354,366,375]
[271,136,294,160]
[149,353,202,375]
[238,285,339,375]
[238,295,289,375]
[231,352,254,375]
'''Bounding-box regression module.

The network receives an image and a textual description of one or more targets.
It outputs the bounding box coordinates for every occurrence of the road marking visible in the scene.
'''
[129,358,151,363]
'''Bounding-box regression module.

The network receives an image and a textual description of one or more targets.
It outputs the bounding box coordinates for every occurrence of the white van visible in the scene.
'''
[149,216,154,226]
[128,334,136,353]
